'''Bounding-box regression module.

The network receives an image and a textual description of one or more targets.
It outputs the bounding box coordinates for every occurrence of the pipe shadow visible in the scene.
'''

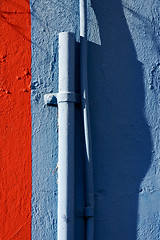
[88,0,152,239]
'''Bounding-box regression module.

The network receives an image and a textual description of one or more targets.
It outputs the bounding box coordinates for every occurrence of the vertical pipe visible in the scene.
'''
[80,0,94,239]
[80,0,87,37]
[58,32,75,240]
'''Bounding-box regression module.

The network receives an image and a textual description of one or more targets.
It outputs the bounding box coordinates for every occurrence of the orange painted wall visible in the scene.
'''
[0,1,31,239]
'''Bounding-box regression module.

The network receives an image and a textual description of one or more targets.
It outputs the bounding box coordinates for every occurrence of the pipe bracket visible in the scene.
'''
[44,93,58,106]
[44,92,80,106]
[85,207,94,217]
[76,207,94,218]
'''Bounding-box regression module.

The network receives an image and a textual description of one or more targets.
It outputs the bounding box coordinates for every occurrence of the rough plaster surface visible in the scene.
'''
[30,0,160,239]
[0,0,31,239]
[89,0,160,239]
[123,1,160,239]
[30,1,79,239]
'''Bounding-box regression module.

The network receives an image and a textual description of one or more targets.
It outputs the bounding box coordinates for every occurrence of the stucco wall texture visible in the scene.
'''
[1,0,160,239]
[0,0,31,239]
[30,1,160,239]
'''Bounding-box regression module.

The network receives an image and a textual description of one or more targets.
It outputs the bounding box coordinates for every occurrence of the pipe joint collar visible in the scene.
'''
[44,92,80,106]
[58,92,80,103]
[85,207,94,217]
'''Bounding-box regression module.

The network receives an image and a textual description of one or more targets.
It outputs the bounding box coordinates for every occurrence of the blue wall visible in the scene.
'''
[31,0,160,239]
[30,1,79,239]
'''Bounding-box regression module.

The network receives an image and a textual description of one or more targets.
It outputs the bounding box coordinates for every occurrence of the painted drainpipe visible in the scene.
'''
[44,32,76,240]
[57,32,76,240]
[44,4,94,237]
[80,0,95,239]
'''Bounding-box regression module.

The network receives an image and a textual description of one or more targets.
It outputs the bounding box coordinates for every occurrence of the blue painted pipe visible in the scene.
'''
[57,32,75,240]
[80,0,94,239]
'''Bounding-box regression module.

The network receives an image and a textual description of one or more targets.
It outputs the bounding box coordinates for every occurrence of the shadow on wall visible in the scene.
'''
[88,0,152,239]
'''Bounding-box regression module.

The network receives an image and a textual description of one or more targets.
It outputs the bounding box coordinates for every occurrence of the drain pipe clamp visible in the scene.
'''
[44,92,80,106]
